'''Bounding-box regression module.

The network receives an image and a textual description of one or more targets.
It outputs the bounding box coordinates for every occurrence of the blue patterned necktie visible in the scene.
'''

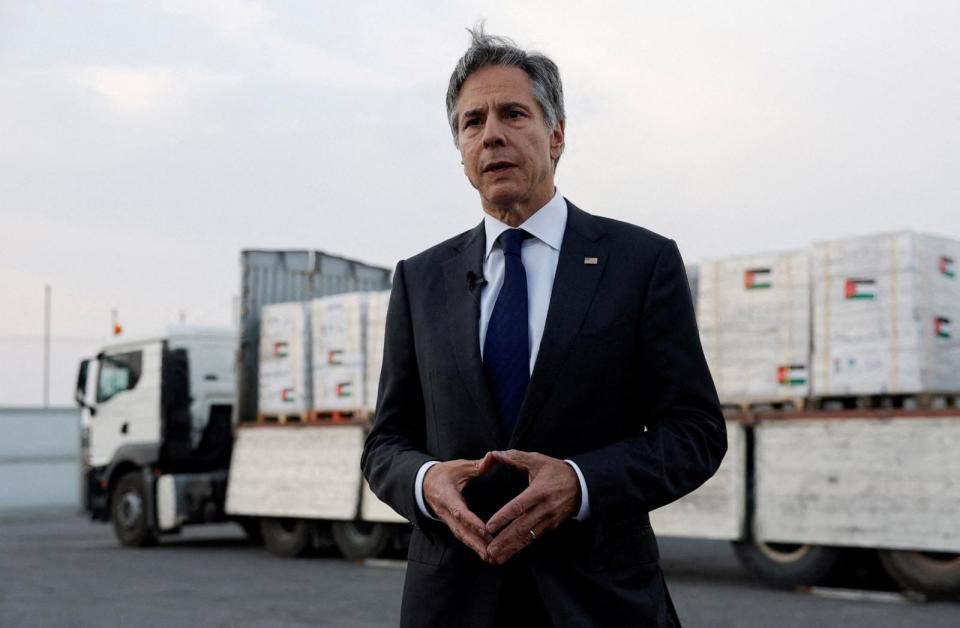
[483,228,531,436]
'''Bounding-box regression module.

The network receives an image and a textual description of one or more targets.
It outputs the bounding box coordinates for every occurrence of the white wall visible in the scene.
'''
[0,407,81,519]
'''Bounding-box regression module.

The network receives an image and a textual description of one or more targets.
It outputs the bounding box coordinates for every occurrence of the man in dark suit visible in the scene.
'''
[361,27,726,628]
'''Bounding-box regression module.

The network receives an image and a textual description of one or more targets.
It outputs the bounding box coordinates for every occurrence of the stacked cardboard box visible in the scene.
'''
[812,232,960,396]
[697,251,811,403]
[311,293,368,413]
[685,264,700,309]
[258,301,311,415]
[364,291,391,414]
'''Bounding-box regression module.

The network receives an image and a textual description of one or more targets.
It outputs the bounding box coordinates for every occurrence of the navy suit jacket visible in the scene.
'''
[361,200,726,627]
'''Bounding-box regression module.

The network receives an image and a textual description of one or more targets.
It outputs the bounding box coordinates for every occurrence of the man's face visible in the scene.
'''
[455,65,564,213]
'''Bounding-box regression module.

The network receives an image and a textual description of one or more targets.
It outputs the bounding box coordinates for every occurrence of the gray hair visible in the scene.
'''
[446,25,565,162]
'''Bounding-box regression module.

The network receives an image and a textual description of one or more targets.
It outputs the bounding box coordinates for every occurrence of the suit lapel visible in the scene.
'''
[510,202,608,447]
[441,223,503,445]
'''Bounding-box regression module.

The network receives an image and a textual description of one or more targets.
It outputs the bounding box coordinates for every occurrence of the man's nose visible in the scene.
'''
[481,116,507,149]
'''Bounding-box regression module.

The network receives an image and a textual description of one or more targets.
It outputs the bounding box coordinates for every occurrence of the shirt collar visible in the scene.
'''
[483,188,567,260]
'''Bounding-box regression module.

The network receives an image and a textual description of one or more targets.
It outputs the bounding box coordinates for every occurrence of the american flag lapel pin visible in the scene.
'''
[584,256,598,265]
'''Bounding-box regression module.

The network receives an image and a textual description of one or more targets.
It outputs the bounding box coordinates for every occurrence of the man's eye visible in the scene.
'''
[464,118,480,128]
[508,110,523,118]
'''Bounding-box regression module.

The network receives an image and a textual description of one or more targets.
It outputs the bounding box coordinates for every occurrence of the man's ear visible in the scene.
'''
[550,119,565,164]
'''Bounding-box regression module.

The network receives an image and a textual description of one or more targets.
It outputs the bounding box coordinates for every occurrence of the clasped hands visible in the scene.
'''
[422,450,580,566]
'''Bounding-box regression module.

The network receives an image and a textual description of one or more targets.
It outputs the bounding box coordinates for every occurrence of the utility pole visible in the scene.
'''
[43,284,51,408]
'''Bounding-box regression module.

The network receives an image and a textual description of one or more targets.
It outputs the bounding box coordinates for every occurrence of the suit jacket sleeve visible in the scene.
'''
[360,259,436,528]
[569,239,727,531]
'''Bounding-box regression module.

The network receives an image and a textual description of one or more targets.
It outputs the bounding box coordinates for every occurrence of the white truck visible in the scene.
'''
[77,250,407,559]
[77,249,960,597]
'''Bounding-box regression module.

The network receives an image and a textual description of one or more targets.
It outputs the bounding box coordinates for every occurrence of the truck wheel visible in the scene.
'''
[878,550,960,598]
[260,518,315,557]
[732,540,843,588]
[111,472,158,547]
[331,521,391,560]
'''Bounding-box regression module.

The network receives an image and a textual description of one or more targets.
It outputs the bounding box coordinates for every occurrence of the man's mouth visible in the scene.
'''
[483,161,516,173]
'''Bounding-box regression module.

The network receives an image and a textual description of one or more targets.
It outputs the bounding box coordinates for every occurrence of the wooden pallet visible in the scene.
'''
[808,393,960,411]
[256,412,311,424]
[307,409,369,423]
[256,410,372,425]
[721,397,808,414]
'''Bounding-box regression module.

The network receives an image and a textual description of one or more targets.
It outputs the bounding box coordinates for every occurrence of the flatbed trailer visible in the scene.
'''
[651,406,960,596]
[76,248,960,597]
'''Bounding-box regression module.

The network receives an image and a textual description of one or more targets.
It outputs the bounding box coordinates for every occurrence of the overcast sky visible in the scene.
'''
[2,0,958,406]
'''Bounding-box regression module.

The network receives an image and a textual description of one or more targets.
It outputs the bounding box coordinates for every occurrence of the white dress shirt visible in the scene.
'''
[414,189,591,522]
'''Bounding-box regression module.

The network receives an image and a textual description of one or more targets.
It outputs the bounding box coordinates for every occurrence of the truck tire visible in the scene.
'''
[878,550,960,598]
[331,521,391,560]
[732,540,843,588]
[111,471,158,547]
[260,518,315,557]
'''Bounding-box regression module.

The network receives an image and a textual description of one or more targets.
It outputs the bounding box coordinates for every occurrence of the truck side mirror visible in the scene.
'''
[74,392,97,416]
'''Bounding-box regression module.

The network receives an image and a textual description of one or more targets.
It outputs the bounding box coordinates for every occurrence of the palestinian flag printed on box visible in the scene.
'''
[777,364,807,386]
[280,387,296,403]
[273,341,289,357]
[327,349,344,365]
[935,317,952,339]
[845,278,877,300]
[940,256,955,278]
[744,268,772,290]
[335,382,353,398]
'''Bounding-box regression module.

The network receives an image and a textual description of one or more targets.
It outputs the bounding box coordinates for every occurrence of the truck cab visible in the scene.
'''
[76,327,237,545]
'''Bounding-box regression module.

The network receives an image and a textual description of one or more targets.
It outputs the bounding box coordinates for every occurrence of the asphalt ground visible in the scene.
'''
[1,515,957,627]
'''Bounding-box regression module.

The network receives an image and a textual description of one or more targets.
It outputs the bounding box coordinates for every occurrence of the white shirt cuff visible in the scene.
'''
[564,459,591,521]
[414,460,443,521]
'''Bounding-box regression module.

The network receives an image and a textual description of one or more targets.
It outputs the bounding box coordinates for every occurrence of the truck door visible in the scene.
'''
[87,342,163,467]
[76,358,93,433]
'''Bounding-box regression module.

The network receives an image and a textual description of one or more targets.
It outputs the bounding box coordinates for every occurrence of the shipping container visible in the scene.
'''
[238,250,392,424]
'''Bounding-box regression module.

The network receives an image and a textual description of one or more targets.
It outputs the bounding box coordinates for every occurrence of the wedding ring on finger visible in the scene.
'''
[528,528,537,542]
